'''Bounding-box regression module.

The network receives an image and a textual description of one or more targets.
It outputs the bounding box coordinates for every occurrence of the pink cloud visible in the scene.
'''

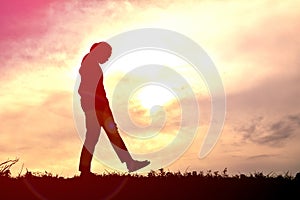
[0,0,56,40]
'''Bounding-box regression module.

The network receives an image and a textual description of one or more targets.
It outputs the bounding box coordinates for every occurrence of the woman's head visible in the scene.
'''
[90,42,112,64]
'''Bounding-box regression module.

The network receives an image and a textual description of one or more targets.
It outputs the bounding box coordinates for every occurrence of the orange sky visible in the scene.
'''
[0,0,300,177]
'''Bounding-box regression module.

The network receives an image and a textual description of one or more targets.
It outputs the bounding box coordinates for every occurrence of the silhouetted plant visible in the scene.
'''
[254,171,264,179]
[158,168,165,176]
[206,170,212,177]
[148,170,157,177]
[213,170,220,177]
[165,171,174,177]
[198,170,204,177]
[1,159,299,199]
[295,172,300,182]
[222,168,228,178]
[0,158,19,177]
[284,171,293,180]
[192,171,197,176]
[174,170,182,177]
[240,173,247,179]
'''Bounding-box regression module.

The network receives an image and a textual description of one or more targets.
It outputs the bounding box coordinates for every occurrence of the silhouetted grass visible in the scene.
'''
[1,159,299,199]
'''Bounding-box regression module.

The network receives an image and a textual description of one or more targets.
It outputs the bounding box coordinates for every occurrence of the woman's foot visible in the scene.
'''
[80,170,97,178]
[126,160,150,172]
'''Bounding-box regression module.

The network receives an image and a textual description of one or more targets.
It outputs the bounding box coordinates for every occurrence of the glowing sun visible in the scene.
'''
[132,84,174,109]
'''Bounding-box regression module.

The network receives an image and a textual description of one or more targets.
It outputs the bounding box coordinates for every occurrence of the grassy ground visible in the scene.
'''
[1,159,299,199]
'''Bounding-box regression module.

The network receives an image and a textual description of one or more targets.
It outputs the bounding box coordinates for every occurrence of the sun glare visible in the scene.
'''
[134,85,174,109]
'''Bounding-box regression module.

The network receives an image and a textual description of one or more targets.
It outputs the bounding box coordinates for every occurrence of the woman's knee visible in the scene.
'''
[84,131,100,145]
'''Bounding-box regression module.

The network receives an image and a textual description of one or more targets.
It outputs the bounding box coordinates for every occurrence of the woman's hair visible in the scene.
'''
[90,42,111,52]
[90,43,99,52]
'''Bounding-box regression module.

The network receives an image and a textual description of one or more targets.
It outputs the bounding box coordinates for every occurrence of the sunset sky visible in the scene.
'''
[1,0,300,177]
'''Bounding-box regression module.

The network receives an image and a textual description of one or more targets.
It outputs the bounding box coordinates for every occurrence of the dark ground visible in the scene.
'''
[1,169,299,200]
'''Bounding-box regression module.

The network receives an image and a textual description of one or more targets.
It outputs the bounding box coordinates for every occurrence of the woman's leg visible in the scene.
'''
[98,108,133,163]
[96,106,150,172]
[79,110,101,173]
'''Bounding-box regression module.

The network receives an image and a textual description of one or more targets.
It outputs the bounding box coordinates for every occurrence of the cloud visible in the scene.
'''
[206,0,300,95]
[227,64,300,117]
[0,88,80,174]
[247,154,277,160]
[0,0,55,40]
[288,114,300,126]
[235,113,300,147]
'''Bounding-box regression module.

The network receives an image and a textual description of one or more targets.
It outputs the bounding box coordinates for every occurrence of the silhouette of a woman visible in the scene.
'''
[78,42,149,175]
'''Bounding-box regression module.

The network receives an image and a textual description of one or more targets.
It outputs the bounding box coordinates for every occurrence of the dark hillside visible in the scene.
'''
[1,167,299,200]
